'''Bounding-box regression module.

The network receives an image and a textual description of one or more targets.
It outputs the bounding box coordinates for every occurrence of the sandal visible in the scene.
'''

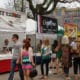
[53,72,58,75]
[40,76,44,79]
[66,77,71,80]
[44,76,48,80]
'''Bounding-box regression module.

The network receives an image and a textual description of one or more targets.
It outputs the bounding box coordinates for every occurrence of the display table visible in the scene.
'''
[0,54,18,73]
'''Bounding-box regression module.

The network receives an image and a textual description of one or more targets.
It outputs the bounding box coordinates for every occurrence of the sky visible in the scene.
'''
[0,0,80,9]
[0,0,9,8]
[0,0,49,9]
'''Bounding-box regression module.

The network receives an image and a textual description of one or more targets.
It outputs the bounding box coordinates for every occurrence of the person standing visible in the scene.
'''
[3,39,9,53]
[61,35,71,80]
[8,34,24,80]
[54,40,62,74]
[40,39,51,79]
[21,39,35,80]
[70,38,79,80]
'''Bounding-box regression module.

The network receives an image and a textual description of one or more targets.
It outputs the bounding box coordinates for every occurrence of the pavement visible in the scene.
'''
[0,66,80,80]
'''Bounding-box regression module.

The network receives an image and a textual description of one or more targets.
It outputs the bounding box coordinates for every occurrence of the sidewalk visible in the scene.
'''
[0,66,80,80]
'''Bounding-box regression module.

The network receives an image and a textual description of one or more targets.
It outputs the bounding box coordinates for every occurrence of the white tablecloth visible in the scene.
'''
[0,53,12,60]
[0,53,41,60]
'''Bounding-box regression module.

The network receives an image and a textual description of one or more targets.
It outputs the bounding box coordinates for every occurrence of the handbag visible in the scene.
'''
[29,67,38,78]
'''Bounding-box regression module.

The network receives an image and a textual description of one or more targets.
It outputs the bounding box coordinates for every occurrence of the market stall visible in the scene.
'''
[0,12,64,73]
[0,12,37,73]
[0,54,18,73]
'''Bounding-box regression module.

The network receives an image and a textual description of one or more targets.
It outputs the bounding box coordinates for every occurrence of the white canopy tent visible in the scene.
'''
[0,15,27,50]
[25,19,37,34]
[0,16,25,32]
[0,15,37,33]
[0,18,64,33]
[0,17,15,32]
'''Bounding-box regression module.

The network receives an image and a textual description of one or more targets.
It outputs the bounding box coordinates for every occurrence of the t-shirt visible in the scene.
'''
[12,41,22,59]
[41,45,52,60]
[70,41,78,58]
[3,44,10,51]
[70,41,77,50]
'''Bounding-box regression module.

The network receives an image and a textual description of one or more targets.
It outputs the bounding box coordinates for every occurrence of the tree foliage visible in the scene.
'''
[27,0,60,15]
[8,0,80,16]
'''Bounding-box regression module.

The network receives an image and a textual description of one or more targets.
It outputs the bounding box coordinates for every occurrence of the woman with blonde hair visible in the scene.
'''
[40,39,51,79]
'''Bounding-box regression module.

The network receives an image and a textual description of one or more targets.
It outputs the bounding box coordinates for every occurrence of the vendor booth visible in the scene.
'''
[0,11,38,73]
[0,11,64,73]
[0,29,25,74]
[0,54,13,73]
[0,9,27,73]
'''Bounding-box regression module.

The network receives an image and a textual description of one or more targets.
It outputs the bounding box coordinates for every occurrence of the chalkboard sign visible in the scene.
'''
[40,16,58,34]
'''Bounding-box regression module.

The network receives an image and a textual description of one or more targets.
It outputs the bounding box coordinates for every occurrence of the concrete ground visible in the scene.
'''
[0,66,80,80]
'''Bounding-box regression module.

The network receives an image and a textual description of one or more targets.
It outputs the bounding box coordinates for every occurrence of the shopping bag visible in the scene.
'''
[29,67,38,78]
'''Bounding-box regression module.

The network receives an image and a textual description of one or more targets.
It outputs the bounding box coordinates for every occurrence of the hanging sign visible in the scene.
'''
[37,15,58,34]
[0,10,21,18]
[64,23,77,38]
